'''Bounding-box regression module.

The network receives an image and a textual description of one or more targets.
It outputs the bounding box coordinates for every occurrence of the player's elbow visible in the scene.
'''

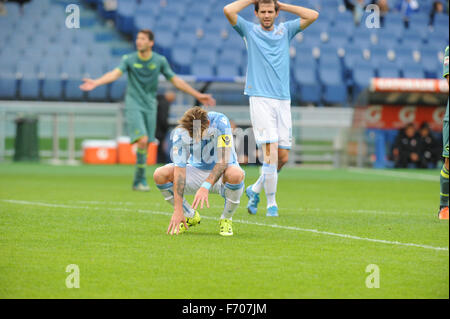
[311,10,319,22]
[223,6,231,16]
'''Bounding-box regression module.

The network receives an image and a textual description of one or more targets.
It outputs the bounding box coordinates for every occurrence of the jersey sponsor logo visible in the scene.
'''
[444,56,449,66]
[148,63,157,70]
[217,135,232,148]
[133,63,143,69]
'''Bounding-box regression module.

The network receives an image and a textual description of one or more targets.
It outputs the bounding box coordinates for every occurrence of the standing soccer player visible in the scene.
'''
[80,30,215,191]
[438,45,449,220]
[153,107,245,236]
[224,0,318,216]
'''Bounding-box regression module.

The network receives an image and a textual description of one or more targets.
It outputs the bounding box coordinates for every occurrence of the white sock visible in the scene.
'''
[156,182,195,218]
[221,182,245,220]
[251,174,264,194]
[262,163,278,208]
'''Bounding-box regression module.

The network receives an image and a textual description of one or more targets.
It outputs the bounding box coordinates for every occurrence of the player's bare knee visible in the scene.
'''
[153,166,173,184]
[224,166,245,184]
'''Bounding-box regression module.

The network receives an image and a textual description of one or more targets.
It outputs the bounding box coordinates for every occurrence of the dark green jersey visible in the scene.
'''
[444,46,449,122]
[116,51,175,112]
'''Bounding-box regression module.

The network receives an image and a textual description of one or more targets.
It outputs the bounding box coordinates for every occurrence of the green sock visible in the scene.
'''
[440,165,449,208]
[135,148,147,182]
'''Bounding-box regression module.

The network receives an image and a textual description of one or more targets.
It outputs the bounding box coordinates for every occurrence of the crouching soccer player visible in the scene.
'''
[153,107,245,236]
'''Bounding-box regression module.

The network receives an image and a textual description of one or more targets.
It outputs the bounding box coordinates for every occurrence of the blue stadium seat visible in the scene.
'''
[353,60,375,99]
[216,63,241,78]
[193,50,217,68]
[191,63,215,78]
[171,47,193,75]
[84,60,108,101]
[62,62,84,101]
[0,72,17,99]
[293,63,321,104]
[319,57,347,104]
[421,47,442,78]
[376,31,399,49]
[434,13,449,27]
[115,0,136,35]
[395,46,419,69]
[370,45,389,68]
[110,77,127,101]
[17,61,40,100]
[378,61,400,78]
[219,48,245,68]
[401,29,425,49]
[402,63,425,78]
[40,58,63,100]
[153,30,175,58]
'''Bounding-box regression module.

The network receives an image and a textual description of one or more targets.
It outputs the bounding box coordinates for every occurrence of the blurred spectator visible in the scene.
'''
[353,0,366,26]
[417,122,441,169]
[392,123,421,168]
[0,1,5,16]
[429,1,444,26]
[396,0,420,28]
[376,0,390,26]
[156,90,176,163]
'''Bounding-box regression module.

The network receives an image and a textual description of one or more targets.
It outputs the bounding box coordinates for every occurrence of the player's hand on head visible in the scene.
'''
[198,94,216,107]
[167,210,188,235]
[79,78,97,91]
[192,187,210,210]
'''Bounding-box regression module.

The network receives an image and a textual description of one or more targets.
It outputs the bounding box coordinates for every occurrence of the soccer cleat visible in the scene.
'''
[178,210,201,234]
[266,206,279,217]
[219,219,233,236]
[133,178,150,192]
[439,207,449,220]
[246,185,260,215]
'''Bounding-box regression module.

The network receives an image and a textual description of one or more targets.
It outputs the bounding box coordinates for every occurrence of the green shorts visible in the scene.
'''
[124,108,156,144]
[443,121,449,158]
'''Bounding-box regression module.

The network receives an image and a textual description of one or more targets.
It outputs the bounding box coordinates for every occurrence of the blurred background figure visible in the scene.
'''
[353,0,366,26]
[396,0,420,28]
[418,122,441,169]
[391,123,420,168]
[374,0,390,26]
[156,90,176,164]
[429,0,444,26]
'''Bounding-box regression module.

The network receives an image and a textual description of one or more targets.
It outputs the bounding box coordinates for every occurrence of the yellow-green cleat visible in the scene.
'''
[178,210,201,234]
[219,219,233,236]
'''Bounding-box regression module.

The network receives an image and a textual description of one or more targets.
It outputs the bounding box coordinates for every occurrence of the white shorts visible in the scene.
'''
[166,163,243,196]
[249,96,292,149]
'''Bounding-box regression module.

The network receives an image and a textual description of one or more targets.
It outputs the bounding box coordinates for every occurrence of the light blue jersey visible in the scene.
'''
[171,112,239,170]
[233,15,302,100]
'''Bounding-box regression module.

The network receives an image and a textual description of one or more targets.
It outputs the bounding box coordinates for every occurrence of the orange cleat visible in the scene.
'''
[439,207,449,220]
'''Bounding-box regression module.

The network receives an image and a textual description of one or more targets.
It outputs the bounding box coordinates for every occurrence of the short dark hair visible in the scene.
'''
[255,0,279,12]
[138,29,154,41]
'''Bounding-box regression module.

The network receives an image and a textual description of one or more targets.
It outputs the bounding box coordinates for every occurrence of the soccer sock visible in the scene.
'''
[262,163,278,208]
[440,165,449,208]
[135,148,147,181]
[221,182,245,220]
[251,174,264,194]
[156,182,195,218]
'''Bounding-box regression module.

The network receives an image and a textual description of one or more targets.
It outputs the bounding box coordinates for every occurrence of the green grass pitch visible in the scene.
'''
[0,163,448,299]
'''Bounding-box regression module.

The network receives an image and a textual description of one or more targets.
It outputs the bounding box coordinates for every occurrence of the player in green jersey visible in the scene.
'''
[80,30,216,191]
[438,46,449,220]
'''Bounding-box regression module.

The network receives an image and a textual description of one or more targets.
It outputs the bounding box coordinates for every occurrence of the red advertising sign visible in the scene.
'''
[365,105,446,131]
[371,78,449,93]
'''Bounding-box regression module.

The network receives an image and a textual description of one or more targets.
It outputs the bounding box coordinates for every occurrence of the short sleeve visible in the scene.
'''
[160,57,176,81]
[171,128,191,168]
[233,15,252,38]
[116,54,129,73]
[284,18,302,41]
[443,46,449,78]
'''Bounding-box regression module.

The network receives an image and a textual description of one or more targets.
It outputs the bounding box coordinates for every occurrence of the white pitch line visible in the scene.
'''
[1,199,448,252]
[348,168,439,182]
